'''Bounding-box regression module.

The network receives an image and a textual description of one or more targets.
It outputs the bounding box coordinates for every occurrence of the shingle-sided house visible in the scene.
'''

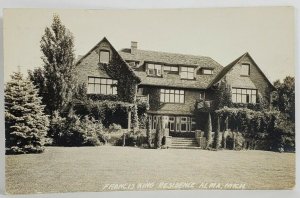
[75,37,275,147]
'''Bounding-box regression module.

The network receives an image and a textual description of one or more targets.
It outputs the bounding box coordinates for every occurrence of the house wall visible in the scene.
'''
[141,86,210,115]
[75,41,113,86]
[224,55,273,104]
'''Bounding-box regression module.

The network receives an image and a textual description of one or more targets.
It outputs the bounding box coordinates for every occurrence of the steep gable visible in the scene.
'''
[209,52,275,103]
[75,37,141,103]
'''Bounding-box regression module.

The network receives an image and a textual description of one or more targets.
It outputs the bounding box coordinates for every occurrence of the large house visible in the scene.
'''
[75,37,274,144]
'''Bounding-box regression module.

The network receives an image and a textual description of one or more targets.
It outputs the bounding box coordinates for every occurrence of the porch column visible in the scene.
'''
[127,109,132,132]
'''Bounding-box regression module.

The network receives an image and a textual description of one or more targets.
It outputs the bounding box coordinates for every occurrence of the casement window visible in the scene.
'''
[241,63,250,76]
[87,77,117,95]
[147,63,162,76]
[232,88,257,104]
[202,69,213,75]
[160,89,184,103]
[164,66,179,72]
[180,67,195,79]
[99,50,110,64]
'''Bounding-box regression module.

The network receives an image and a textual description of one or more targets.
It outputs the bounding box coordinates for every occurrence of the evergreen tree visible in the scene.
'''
[5,72,49,154]
[31,14,76,115]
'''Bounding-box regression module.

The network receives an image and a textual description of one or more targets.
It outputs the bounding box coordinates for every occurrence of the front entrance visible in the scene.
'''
[149,115,197,137]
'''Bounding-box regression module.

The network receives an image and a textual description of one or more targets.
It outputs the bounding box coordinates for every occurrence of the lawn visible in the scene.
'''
[6,146,295,194]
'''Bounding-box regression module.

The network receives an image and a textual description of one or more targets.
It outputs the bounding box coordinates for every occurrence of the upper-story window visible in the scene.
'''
[160,89,184,103]
[232,88,257,104]
[88,77,117,95]
[241,63,250,76]
[202,68,213,75]
[164,66,179,72]
[147,63,162,76]
[199,91,205,100]
[180,67,194,79]
[99,50,110,64]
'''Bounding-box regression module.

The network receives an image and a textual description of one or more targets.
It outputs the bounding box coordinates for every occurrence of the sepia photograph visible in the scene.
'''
[3,7,295,195]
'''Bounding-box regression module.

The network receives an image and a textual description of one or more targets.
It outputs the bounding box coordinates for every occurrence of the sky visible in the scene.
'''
[3,7,295,83]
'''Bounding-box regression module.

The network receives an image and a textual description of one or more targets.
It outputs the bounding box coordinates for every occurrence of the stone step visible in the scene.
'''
[169,146,202,149]
[171,142,198,145]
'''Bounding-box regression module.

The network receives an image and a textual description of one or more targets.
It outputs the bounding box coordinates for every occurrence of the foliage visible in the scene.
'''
[205,113,212,149]
[216,107,295,151]
[215,79,232,109]
[30,14,76,116]
[272,76,295,122]
[48,111,104,146]
[109,123,122,131]
[145,115,152,148]
[154,116,163,149]
[213,116,221,150]
[74,99,134,128]
[5,72,49,154]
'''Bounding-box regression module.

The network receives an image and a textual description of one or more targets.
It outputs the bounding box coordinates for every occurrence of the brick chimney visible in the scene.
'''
[131,41,138,54]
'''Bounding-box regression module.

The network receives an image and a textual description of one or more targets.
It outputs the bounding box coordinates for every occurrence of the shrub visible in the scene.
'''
[48,111,104,146]
[109,123,122,131]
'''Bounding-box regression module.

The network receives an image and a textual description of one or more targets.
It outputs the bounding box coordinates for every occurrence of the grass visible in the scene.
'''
[6,146,295,194]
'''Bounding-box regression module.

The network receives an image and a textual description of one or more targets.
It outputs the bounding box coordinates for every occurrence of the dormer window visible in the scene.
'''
[147,63,162,76]
[99,50,110,64]
[180,67,194,79]
[241,63,250,76]
[164,66,179,72]
[202,69,213,75]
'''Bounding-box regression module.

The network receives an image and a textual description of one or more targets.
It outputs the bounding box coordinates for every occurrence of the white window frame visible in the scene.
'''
[202,69,213,75]
[147,63,162,76]
[180,67,195,79]
[160,89,184,103]
[87,77,117,95]
[232,88,257,104]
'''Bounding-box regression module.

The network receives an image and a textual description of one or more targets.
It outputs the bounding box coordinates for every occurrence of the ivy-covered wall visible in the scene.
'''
[75,38,140,104]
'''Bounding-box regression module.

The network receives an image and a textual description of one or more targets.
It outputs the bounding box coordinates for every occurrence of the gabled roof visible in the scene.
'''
[75,37,141,82]
[208,53,247,87]
[119,48,223,89]
[119,48,222,68]
[208,52,275,90]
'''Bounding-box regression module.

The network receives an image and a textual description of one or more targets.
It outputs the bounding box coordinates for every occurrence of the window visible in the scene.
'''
[169,117,175,132]
[202,69,213,75]
[199,91,205,100]
[164,66,179,72]
[180,67,195,79]
[180,117,188,132]
[99,50,110,64]
[152,116,158,130]
[232,88,257,104]
[160,89,184,103]
[88,77,117,95]
[147,64,162,76]
[241,63,250,76]
[137,88,143,95]
[191,118,196,132]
